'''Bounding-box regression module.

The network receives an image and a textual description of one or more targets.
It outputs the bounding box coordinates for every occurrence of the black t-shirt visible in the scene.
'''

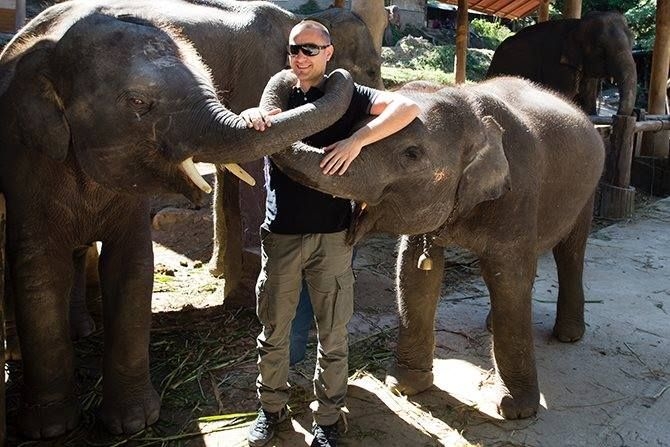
[262,82,378,234]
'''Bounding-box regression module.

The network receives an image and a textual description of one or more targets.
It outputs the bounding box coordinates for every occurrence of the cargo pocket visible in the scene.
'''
[331,270,355,330]
[256,271,299,330]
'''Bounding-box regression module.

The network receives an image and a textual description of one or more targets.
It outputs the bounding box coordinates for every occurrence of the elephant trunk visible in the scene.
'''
[185,69,354,165]
[612,53,637,116]
[271,142,358,199]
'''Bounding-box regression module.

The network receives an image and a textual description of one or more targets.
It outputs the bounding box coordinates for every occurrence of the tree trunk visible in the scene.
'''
[455,0,468,84]
[537,0,550,22]
[563,0,582,18]
[640,0,670,158]
[350,0,387,58]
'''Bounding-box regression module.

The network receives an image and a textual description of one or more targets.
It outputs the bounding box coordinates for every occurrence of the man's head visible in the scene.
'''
[288,20,334,90]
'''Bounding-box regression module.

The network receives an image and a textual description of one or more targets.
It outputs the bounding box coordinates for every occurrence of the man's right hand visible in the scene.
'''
[240,107,281,131]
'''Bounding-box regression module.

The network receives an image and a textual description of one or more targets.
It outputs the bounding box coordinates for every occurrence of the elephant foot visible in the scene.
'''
[69,312,96,340]
[553,318,585,342]
[100,383,161,435]
[385,363,433,396]
[494,376,539,420]
[19,394,80,439]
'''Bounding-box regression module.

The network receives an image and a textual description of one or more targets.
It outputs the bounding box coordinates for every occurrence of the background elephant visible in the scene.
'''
[268,75,605,419]
[486,11,637,116]
[0,4,355,438]
[11,0,386,346]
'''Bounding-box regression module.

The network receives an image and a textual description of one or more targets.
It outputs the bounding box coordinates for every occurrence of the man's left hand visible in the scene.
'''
[320,137,362,175]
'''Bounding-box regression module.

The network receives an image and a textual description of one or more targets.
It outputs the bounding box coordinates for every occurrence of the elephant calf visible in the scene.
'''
[270,76,606,419]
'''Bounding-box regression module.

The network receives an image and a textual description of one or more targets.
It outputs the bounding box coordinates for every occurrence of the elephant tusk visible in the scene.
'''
[222,163,256,187]
[180,157,212,194]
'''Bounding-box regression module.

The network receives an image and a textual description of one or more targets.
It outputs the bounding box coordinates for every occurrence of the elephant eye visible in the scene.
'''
[125,95,152,116]
[403,146,421,161]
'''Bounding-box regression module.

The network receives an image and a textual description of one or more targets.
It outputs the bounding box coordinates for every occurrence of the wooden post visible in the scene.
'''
[563,0,581,18]
[0,193,6,445]
[611,115,638,188]
[455,0,468,84]
[640,0,670,158]
[599,115,637,218]
[537,0,550,22]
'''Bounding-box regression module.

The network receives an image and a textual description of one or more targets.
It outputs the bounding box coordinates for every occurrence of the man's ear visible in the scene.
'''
[12,42,70,161]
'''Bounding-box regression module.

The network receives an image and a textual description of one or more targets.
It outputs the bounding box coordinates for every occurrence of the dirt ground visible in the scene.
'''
[5,163,668,446]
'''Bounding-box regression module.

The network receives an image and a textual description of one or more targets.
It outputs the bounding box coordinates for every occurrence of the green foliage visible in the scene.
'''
[552,0,638,13]
[470,19,514,49]
[382,37,494,82]
[625,0,656,51]
[381,66,454,90]
[292,0,322,15]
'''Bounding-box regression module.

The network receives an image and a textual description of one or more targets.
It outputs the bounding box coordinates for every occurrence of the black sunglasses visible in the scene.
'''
[288,43,330,57]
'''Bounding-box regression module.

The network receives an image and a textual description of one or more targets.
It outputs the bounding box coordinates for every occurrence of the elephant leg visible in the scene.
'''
[208,168,242,297]
[480,251,539,420]
[552,197,592,342]
[98,220,160,435]
[69,246,96,339]
[4,275,21,361]
[386,235,444,396]
[11,242,80,438]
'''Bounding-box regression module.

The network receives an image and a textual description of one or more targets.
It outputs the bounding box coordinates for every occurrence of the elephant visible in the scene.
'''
[267,74,606,419]
[486,11,637,117]
[0,5,356,438]
[4,0,386,351]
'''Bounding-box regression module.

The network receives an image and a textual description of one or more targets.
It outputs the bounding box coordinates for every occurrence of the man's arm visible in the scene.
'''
[321,90,420,175]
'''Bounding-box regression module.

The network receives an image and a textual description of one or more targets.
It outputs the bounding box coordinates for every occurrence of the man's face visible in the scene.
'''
[288,27,333,88]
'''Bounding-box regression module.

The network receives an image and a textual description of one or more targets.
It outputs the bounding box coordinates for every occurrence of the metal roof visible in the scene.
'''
[435,0,542,19]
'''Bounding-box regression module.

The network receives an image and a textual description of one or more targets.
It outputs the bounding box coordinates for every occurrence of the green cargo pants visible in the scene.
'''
[255,229,354,426]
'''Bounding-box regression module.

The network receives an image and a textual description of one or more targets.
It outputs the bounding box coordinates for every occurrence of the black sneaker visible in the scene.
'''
[247,407,288,447]
[311,422,339,447]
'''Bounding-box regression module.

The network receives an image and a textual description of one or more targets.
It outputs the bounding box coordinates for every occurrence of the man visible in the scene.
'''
[245,20,419,447]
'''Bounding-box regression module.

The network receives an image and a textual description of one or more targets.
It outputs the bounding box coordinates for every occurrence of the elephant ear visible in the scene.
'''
[454,116,511,217]
[11,41,70,161]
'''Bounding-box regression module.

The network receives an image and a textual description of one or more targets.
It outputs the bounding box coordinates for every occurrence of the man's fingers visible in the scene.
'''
[320,151,335,168]
[324,157,344,175]
[338,159,352,175]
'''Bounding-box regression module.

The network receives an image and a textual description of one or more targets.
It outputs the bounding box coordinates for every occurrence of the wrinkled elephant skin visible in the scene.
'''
[0,2,355,438]
[271,77,606,419]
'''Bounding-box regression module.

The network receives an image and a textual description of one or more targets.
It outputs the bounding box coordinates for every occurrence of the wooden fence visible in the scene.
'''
[591,113,670,218]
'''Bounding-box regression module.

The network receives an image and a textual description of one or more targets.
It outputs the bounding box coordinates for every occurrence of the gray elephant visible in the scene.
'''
[25,0,385,306]
[4,0,385,349]
[268,75,605,419]
[0,5,355,439]
[486,11,637,116]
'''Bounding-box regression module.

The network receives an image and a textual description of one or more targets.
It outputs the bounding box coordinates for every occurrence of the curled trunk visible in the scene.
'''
[188,69,354,164]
